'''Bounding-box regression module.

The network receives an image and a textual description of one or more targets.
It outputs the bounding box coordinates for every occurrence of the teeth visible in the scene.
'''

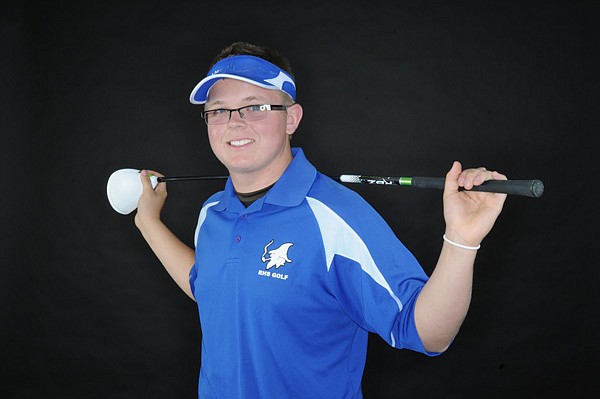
[230,139,254,147]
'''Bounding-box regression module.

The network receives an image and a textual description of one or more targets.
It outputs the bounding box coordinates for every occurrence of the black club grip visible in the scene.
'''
[412,177,544,198]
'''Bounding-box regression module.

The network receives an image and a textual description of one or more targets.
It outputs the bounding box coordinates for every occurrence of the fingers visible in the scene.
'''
[447,162,508,191]
[140,169,167,193]
[491,170,508,181]
[457,167,507,190]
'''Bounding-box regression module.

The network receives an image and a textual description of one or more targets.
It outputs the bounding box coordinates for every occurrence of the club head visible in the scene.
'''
[106,168,157,215]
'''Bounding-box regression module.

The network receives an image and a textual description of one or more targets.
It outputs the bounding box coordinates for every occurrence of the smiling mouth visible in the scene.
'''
[229,139,254,147]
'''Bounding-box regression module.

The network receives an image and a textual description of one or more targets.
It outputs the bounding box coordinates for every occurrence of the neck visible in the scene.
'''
[235,183,276,208]
[230,150,293,193]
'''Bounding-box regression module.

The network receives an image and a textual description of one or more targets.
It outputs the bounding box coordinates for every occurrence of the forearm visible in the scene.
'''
[136,216,196,300]
[412,162,506,353]
[414,240,477,352]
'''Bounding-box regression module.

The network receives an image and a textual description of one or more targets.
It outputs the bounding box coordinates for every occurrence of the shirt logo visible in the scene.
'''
[261,239,293,270]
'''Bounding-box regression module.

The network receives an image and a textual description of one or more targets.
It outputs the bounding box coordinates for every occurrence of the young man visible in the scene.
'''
[135,42,507,398]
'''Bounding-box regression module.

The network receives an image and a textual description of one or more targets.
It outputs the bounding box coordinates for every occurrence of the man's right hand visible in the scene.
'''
[135,169,167,229]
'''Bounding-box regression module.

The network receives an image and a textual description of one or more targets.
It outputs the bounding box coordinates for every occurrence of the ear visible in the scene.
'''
[285,103,303,136]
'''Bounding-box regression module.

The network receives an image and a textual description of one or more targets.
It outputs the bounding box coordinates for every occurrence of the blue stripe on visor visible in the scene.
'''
[189,55,296,104]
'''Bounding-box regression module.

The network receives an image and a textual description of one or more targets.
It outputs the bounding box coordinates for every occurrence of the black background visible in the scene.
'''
[1,1,597,398]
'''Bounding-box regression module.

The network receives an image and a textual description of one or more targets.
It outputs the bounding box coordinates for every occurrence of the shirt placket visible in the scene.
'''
[226,212,250,265]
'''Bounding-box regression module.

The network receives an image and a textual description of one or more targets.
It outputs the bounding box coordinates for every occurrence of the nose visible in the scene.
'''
[227,109,246,126]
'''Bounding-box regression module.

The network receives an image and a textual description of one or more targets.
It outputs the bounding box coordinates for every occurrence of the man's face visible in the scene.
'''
[204,78,301,186]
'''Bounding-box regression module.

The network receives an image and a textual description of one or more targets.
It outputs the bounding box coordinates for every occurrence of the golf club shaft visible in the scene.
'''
[157,175,544,198]
[157,175,228,182]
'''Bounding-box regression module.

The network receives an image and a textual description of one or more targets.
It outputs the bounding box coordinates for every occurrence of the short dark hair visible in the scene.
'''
[210,42,295,81]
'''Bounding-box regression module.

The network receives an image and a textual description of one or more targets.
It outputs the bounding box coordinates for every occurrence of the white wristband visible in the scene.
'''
[443,234,481,250]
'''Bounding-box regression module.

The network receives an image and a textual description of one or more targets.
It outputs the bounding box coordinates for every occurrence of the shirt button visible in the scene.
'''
[241,214,248,220]
[235,235,241,243]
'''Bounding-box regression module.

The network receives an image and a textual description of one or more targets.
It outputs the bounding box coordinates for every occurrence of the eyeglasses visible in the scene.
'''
[201,104,289,125]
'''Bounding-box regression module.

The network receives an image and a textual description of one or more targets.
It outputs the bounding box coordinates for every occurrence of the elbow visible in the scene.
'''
[423,339,452,354]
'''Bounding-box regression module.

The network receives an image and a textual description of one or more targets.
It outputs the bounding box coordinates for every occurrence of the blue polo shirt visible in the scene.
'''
[189,148,437,399]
